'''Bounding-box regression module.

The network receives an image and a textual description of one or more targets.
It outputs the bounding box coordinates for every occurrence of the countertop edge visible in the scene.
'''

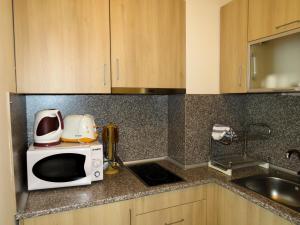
[16,167,300,225]
[16,179,212,220]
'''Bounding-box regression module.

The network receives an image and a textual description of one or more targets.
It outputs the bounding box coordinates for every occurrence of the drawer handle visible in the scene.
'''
[276,20,300,29]
[238,65,242,87]
[116,58,120,81]
[165,219,184,225]
[103,64,107,86]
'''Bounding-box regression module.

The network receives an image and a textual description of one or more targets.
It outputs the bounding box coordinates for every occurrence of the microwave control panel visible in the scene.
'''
[91,144,103,181]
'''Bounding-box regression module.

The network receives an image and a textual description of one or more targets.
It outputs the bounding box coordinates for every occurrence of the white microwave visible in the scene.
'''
[27,142,103,191]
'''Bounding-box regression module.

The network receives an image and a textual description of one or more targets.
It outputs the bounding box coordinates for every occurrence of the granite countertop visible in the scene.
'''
[17,160,300,225]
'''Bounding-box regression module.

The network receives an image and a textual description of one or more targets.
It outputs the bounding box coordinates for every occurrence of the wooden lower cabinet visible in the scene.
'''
[207,184,292,225]
[135,200,207,225]
[23,200,134,225]
[135,185,207,215]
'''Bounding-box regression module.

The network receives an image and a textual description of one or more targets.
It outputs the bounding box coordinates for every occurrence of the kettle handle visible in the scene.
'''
[57,111,64,129]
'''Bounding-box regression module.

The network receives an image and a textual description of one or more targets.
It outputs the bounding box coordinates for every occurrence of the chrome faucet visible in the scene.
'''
[286,149,300,160]
[286,149,300,175]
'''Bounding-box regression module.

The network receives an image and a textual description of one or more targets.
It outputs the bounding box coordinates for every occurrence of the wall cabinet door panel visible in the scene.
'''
[248,0,276,41]
[220,0,248,93]
[110,0,186,89]
[249,0,300,41]
[14,0,111,93]
[274,0,300,34]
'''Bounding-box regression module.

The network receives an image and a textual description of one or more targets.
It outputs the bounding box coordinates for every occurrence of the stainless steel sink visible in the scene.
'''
[232,175,300,211]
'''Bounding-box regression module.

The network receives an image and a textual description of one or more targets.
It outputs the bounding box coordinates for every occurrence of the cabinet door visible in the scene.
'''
[216,186,292,225]
[110,0,186,89]
[220,0,248,93]
[248,0,276,41]
[274,0,300,34]
[23,200,133,225]
[14,0,111,94]
[249,0,300,41]
[135,200,206,225]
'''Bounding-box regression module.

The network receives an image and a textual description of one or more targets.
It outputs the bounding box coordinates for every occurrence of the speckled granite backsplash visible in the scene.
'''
[168,94,245,166]
[26,95,168,162]
[168,94,300,172]
[185,95,245,165]
[245,94,300,172]
[24,93,300,171]
[168,95,186,164]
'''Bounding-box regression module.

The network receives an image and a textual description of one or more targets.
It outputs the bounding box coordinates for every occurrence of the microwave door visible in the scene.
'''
[32,153,87,182]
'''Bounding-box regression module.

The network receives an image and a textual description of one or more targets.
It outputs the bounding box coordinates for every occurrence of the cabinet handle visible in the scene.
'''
[103,64,107,86]
[252,55,257,80]
[165,219,184,225]
[116,58,120,81]
[238,65,242,87]
[129,209,132,225]
[276,20,300,29]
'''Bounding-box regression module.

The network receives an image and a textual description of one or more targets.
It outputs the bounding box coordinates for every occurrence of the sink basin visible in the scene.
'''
[232,175,300,211]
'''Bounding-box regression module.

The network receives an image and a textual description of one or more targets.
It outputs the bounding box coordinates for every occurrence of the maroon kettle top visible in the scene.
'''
[36,116,60,136]
[35,109,64,137]
[34,109,64,147]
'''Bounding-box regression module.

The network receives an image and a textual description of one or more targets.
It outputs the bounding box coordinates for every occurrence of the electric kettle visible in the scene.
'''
[33,109,64,147]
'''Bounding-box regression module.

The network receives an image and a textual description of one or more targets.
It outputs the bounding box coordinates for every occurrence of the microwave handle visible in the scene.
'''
[84,155,91,177]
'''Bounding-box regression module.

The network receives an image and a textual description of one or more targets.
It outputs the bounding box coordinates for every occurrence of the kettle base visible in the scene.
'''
[34,141,61,147]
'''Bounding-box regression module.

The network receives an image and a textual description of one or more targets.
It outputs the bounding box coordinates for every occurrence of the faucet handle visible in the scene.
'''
[286,151,291,159]
[286,149,300,159]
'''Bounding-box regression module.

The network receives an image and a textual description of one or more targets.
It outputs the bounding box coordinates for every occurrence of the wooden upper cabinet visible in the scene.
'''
[14,0,111,94]
[220,0,248,93]
[249,0,300,41]
[274,0,300,33]
[248,0,275,42]
[110,0,186,89]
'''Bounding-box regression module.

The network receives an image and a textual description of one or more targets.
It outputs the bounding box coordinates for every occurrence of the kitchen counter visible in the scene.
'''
[16,160,300,224]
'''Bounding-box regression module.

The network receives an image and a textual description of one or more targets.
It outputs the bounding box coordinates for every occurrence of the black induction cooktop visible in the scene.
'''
[128,162,184,187]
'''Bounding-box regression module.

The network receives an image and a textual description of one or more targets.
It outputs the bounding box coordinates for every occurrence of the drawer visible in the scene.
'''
[135,200,207,225]
[135,185,207,215]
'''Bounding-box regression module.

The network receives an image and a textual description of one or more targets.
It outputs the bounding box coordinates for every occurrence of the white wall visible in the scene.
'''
[186,0,231,94]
